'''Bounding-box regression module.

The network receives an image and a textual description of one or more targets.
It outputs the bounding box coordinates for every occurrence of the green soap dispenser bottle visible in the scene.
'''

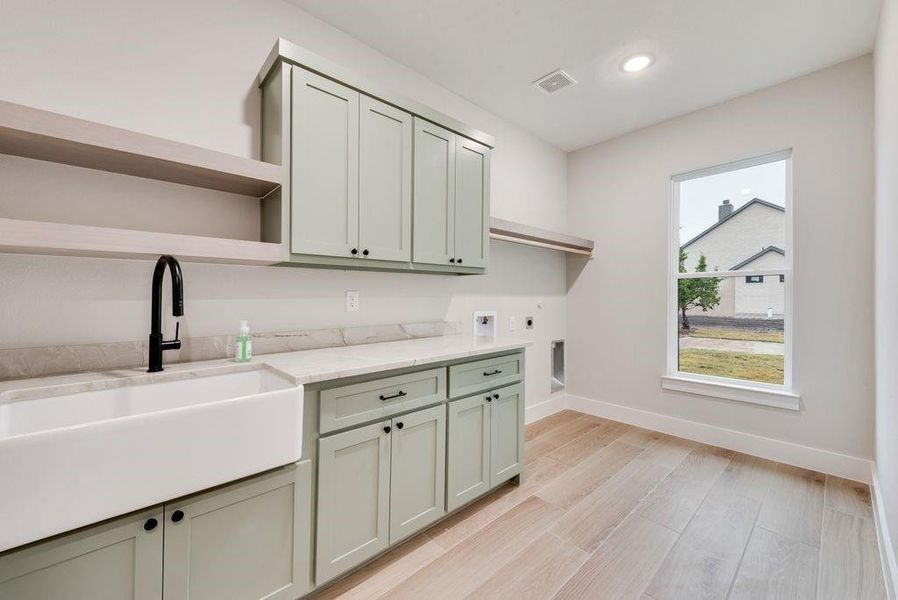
[235,320,252,363]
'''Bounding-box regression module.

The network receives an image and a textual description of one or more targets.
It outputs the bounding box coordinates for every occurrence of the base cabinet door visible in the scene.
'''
[163,464,309,600]
[317,421,391,584]
[0,507,163,600]
[389,405,446,543]
[446,393,491,511]
[490,383,525,487]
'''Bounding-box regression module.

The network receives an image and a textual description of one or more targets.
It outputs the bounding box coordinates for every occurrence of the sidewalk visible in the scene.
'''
[679,335,785,355]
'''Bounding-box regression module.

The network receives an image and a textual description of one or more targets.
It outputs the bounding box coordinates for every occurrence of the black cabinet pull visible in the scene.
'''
[449,258,456,263]
[362,249,369,256]
[351,248,358,255]
[144,517,158,532]
[171,510,184,523]
[483,369,502,376]
[457,258,463,264]
[396,422,404,430]
[493,393,499,399]
[383,425,391,434]
[379,390,407,401]
[485,395,492,402]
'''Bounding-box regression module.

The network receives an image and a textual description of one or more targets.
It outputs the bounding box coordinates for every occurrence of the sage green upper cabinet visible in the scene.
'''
[389,404,446,543]
[413,118,491,269]
[291,69,359,258]
[163,464,310,600]
[490,383,525,487]
[453,136,491,268]
[446,393,491,512]
[316,421,391,584]
[0,507,163,600]
[359,95,413,262]
[413,119,456,266]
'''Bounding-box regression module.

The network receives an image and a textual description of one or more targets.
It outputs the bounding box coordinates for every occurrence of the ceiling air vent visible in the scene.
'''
[532,69,577,95]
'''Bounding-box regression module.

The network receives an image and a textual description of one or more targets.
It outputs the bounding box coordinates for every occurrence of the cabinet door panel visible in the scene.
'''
[490,383,525,487]
[447,393,491,511]
[413,118,456,266]
[359,96,412,262]
[389,404,446,543]
[317,422,391,583]
[0,508,163,600]
[163,464,307,600]
[291,67,359,258]
[454,137,490,268]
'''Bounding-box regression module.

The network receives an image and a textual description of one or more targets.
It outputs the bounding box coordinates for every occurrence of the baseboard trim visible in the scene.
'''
[563,394,873,483]
[525,394,566,424]
[872,467,898,599]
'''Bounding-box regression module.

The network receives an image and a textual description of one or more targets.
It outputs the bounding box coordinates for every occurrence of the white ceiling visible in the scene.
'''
[291,0,881,151]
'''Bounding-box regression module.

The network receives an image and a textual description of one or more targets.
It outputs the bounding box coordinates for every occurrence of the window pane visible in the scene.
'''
[678,276,784,385]
[679,160,787,274]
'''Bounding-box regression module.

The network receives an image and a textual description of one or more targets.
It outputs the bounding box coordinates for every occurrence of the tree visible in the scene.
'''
[678,249,720,332]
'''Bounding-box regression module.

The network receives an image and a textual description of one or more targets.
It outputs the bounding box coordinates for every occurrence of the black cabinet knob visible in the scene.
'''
[396,422,404,429]
[383,425,391,434]
[449,258,456,263]
[362,249,369,256]
[144,517,158,532]
[493,393,499,400]
[351,248,358,255]
[457,258,463,264]
[485,395,492,402]
[171,510,184,523]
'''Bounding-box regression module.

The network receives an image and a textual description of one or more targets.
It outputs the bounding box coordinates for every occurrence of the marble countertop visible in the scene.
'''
[0,335,531,401]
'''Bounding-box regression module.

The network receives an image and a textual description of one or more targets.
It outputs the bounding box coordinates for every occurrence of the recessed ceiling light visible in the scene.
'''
[621,54,654,73]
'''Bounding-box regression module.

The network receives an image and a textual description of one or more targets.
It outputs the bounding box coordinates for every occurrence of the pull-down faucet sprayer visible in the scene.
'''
[147,254,183,372]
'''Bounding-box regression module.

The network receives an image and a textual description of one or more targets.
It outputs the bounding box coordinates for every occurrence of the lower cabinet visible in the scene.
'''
[447,383,525,511]
[316,404,446,584]
[0,462,312,600]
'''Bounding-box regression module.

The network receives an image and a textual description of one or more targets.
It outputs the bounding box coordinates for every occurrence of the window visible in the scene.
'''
[665,151,794,406]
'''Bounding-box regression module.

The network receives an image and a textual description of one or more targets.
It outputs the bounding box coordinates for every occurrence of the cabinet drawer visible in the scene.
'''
[320,367,446,434]
[448,353,523,398]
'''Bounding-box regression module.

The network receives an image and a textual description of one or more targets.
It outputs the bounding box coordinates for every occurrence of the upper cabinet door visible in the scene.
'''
[358,96,412,262]
[162,465,308,600]
[454,137,490,268]
[413,118,456,266]
[0,507,163,600]
[291,68,360,258]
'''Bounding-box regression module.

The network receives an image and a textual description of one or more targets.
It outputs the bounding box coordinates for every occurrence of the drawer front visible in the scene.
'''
[320,367,446,434]
[448,353,523,399]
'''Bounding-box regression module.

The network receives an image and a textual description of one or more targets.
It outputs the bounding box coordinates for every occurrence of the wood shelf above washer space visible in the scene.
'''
[0,100,281,197]
[489,217,595,257]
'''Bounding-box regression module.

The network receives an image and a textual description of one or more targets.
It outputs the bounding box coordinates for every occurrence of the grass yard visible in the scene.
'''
[679,349,784,384]
[685,326,784,344]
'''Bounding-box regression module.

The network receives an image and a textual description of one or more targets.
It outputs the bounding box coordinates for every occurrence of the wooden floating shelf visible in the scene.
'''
[489,217,594,257]
[0,100,281,197]
[0,218,284,266]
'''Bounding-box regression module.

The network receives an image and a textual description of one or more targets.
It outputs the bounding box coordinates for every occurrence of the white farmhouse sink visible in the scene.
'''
[0,366,303,552]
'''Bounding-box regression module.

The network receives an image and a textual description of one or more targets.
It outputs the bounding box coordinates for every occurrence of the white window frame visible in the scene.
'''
[662,150,799,410]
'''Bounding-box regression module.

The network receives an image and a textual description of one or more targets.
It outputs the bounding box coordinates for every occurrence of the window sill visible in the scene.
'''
[660,375,800,411]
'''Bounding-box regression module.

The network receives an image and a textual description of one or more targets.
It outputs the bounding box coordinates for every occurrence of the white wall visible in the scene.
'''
[875,0,898,578]
[0,0,569,406]
[566,56,875,459]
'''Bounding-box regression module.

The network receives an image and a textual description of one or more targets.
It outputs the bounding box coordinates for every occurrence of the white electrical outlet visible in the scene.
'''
[346,290,360,312]
[508,316,517,332]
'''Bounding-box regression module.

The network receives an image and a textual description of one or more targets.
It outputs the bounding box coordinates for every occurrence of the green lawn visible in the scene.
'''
[685,326,784,344]
[679,349,784,384]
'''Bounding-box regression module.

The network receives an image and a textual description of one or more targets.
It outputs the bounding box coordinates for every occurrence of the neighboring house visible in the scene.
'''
[682,198,785,318]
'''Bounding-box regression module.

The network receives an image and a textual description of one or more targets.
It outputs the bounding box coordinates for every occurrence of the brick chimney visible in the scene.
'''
[719,199,734,221]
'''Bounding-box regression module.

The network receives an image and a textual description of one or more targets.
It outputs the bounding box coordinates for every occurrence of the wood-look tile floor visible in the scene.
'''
[312,410,887,600]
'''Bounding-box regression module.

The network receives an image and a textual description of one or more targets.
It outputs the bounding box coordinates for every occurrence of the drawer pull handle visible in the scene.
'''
[483,369,503,376]
[379,390,407,401]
